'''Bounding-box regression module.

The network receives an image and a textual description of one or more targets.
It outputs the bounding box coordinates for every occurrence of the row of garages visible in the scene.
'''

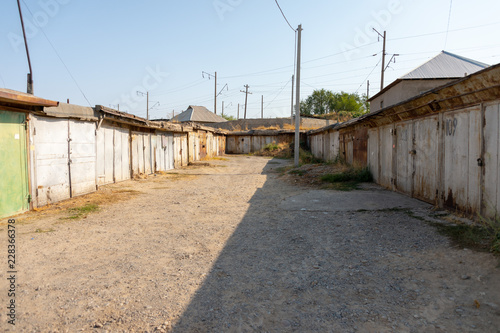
[0,93,226,219]
[307,63,500,219]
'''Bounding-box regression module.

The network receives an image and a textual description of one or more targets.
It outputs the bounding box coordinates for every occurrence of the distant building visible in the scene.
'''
[172,105,227,123]
[369,51,489,113]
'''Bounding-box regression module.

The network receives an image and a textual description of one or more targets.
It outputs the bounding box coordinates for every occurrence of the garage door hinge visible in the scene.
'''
[27,195,32,203]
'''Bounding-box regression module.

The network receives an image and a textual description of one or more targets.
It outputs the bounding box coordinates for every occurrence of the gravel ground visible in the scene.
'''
[0,155,499,332]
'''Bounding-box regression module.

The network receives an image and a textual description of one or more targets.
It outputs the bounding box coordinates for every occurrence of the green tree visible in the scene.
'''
[221,114,237,121]
[300,90,369,118]
[300,89,333,116]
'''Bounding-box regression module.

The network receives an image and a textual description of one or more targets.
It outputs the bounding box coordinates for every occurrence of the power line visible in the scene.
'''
[302,42,379,64]
[264,80,290,108]
[355,59,382,94]
[219,43,380,80]
[21,0,92,106]
[151,79,206,96]
[444,0,453,49]
[389,20,500,41]
[302,65,378,80]
[0,72,6,87]
[274,0,295,32]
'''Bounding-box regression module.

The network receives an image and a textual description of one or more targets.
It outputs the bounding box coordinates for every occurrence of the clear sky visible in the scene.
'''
[1,0,499,120]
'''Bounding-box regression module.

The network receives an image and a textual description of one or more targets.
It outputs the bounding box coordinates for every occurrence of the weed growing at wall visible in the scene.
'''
[321,166,373,183]
[479,215,500,254]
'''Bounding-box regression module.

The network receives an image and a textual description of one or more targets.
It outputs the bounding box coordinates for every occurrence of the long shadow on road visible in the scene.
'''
[170,158,478,332]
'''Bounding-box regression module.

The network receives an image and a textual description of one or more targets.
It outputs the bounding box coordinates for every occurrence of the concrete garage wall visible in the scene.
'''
[226,131,298,154]
[205,117,332,131]
[309,130,340,162]
[370,79,455,113]
[307,64,500,218]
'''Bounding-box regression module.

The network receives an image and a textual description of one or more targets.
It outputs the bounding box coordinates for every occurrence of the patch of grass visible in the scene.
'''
[113,189,142,194]
[298,148,323,165]
[34,228,55,233]
[289,169,307,176]
[479,216,500,254]
[63,203,99,220]
[404,210,427,222]
[201,156,229,161]
[251,142,292,159]
[263,142,280,151]
[322,181,360,191]
[429,222,493,252]
[275,166,294,176]
[321,166,373,183]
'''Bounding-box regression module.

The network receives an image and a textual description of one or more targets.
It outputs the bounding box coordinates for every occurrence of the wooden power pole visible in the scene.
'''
[240,85,252,119]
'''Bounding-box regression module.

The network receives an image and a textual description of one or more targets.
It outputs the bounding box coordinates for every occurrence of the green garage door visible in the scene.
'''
[0,110,29,218]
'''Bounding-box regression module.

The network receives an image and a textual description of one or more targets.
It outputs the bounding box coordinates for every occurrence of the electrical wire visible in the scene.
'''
[389,21,500,41]
[21,0,93,107]
[444,0,453,49]
[151,79,206,96]
[219,43,380,80]
[274,0,296,32]
[264,80,290,108]
[0,72,6,88]
[355,59,382,94]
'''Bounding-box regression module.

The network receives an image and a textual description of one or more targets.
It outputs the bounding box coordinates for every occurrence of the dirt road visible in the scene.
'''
[1,155,499,332]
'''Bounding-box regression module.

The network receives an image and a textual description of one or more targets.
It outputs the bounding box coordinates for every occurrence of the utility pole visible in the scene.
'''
[237,103,240,119]
[202,71,219,114]
[136,91,159,120]
[222,101,224,116]
[240,85,252,119]
[137,91,149,119]
[17,0,33,94]
[367,80,370,99]
[294,24,302,167]
[214,71,217,114]
[261,95,264,119]
[373,29,386,90]
[290,74,295,125]
[381,31,386,90]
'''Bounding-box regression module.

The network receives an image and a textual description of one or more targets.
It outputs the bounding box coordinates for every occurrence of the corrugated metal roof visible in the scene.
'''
[0,88,58,107]
[44,103,96,119]
[400,51,489,79]
[313,62,500,135]
[173,105,227,123]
